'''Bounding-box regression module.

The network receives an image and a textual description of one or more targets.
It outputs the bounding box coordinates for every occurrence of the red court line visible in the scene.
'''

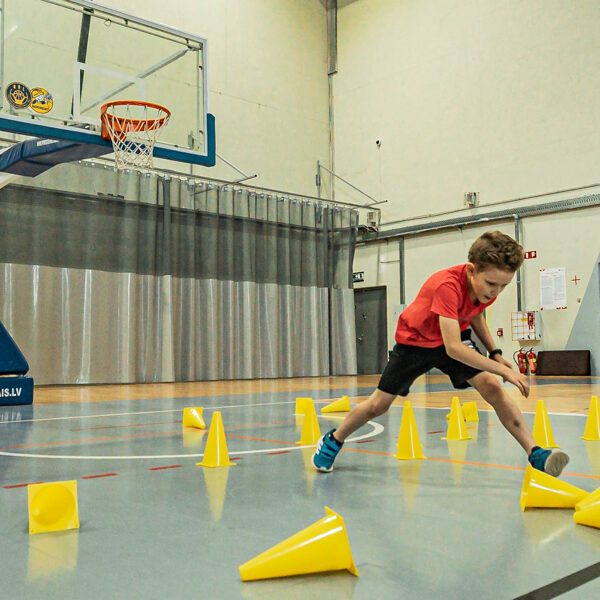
[4,481,44,489]
[81,473,118,479]
[356,439,375,444]
[268,450,293,455]
[148,465,181,471]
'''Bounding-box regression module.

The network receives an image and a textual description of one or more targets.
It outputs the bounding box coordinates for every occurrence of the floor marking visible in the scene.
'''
[513,560,600,599]
[267,450,292,455]
[81,473,118,479]
[148,465,181,471]
[3,481,43,489]
[0,419,384,460]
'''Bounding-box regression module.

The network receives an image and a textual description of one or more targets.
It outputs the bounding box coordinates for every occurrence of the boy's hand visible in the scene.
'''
[492,354,513,370]
[501,367,529,397]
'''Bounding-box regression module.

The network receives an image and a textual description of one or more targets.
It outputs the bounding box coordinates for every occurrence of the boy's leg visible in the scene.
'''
[468,372,569,477]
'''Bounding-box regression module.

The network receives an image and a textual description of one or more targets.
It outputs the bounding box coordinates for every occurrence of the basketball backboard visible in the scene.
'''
[0,0,215,166]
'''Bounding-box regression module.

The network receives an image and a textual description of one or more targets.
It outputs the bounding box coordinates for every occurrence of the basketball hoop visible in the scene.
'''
[100,100,170,170]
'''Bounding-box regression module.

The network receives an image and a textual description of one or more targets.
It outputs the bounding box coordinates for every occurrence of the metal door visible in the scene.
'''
[354,286,388,374]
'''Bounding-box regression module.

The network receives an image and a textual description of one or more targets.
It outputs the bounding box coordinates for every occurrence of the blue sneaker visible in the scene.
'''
[529,446,570,477]
[312,429,343,472]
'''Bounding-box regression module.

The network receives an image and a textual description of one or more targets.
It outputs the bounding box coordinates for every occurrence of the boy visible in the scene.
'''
[312,231,569,476]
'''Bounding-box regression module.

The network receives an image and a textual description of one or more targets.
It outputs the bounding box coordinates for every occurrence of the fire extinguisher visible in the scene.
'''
[527,348,537,374]
[513,348,528,374]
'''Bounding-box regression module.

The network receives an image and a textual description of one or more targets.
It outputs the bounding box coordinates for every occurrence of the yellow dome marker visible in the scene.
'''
[239,507,358,581]
[28,481,80,535]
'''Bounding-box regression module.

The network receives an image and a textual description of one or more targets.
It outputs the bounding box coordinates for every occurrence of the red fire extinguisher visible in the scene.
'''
[527,348,537,374]
[514,348,528,374]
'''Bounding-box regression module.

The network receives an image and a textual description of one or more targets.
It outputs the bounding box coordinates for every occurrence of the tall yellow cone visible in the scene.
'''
[28,481,80,535]
[581,396,600,441]
[295,397,311,416]
[442,397,471,441]
[182,407,206,429]
[196,412,236,468]
[321,396,351,413]
[297,400,321,445]
[574,502,600,529]
[520,464,588,510]
[394,401,425,460]
[532,400,560,448]
[462,401,479,422]
[239,506,358,581]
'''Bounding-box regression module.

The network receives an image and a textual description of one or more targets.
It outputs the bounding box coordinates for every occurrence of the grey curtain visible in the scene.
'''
[0,164,357,384]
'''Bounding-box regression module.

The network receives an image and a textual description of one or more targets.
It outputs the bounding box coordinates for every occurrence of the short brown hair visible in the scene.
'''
[468,231,523,272]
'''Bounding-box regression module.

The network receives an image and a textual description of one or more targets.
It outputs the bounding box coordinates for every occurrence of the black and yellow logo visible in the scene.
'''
[30,87,54,114]
[5,82,32,109]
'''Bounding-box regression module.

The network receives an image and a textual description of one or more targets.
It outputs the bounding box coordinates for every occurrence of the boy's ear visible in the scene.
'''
[466,262,476,276]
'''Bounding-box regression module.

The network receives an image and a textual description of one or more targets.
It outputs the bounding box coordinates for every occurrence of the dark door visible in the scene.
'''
[354,286,388,374]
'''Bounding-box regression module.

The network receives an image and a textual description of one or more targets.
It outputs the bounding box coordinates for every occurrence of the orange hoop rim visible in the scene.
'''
[100,100,171,137]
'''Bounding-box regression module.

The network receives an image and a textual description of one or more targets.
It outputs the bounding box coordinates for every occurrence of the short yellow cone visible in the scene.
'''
[442,397,471,441]
[182,407,206,429]
[462,401,479,422]
[297,400,321,445]
[394,401,425,460]
[28,481,80,535]
[321,396,351,413]
[574,502,600,529]
[575,486,600,512]
[196,412,236,468]
[520,464,588,511]
[295,397,311,416]
[239,506,358,581]
[581,396,600,441]
[532,400,560,448]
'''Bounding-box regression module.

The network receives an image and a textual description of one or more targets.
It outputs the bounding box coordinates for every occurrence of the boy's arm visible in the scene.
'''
[439,315,529,397]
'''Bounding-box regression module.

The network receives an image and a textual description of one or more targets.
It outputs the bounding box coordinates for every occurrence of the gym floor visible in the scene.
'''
[2,374,600,599]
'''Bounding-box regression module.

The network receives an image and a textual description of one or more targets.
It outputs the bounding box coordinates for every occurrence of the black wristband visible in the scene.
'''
[489,349,503,358]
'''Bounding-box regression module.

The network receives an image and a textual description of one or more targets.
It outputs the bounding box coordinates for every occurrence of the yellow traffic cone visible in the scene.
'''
[574,502,600,529]
[394,401,425,460]
[196,412,236,468]
[462,401,479,422]
[442,397,471,441]
[295,397,311,416]
[520,464,588,510]
[182,407,206,429]
[321,396,351,413]
[575,486,600,512]
[532,400,560,448]
[297,400,321,445]
[581,396,600,441]
[28,481,80,535]
[239,506,358,581]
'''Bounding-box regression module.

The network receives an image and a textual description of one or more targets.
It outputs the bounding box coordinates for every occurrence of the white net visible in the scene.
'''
[101,102,170,170]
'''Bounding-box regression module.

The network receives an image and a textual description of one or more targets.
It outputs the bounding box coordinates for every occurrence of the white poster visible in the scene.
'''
[539,267,567,310]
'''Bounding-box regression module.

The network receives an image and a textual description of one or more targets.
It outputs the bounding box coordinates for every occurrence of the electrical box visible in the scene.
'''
[464,192,479,207]
[511,311,541,341]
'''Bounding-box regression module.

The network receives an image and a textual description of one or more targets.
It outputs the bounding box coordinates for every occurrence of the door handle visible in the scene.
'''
[357,335,364,342]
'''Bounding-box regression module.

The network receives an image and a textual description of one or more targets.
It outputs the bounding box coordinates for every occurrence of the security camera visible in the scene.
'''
[375,139,382,148]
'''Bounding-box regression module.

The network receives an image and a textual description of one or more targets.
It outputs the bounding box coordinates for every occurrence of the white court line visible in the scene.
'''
[0,400,297,425]
[408,405,587,417]
[0,417,384,460]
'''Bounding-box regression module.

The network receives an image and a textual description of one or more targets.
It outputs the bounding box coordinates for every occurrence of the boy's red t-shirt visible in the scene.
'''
[395,264,495,348]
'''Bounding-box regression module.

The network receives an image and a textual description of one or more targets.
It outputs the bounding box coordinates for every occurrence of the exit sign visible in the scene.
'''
[353,271,364,283]
[524,251,537,259]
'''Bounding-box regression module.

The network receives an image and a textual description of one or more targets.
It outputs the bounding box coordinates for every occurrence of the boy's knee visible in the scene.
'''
[367,390,395,418]
[473,374,504,401]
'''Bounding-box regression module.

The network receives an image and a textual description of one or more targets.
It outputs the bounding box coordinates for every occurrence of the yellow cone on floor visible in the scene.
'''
[182,407,206,429]
[321,396,351,413]
[520,464,588,511]
[297,400,321,445]
[462,401,479,422]
[295,397,311,416]
[239,506,358,581]
[581,396,600,441]
[196,412,236,468]
[574,501,600,529]
[575,486,600,512]
[532,400,560,448]
[28,481,80,535]
[394,401,425,460]
[442,397,471,441]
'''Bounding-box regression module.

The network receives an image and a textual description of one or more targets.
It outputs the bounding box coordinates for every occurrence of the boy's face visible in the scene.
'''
[466,264,515,303]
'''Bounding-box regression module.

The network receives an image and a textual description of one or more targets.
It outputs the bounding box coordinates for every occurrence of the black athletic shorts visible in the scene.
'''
[377,328,483,396]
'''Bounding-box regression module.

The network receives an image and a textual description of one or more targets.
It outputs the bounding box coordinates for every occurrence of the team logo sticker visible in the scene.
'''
[30,87,54,114]
[5,82,32,109]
